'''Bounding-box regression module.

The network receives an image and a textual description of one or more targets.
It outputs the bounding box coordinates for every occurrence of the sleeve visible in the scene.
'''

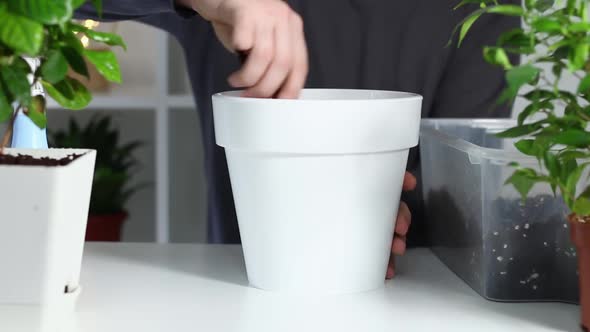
[75,0,196,22]
[430,4,521,119]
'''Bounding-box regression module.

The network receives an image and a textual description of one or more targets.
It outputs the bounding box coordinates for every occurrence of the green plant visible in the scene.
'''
[0,0,125,129]
[454,0,590,221]
[50,115,142,214]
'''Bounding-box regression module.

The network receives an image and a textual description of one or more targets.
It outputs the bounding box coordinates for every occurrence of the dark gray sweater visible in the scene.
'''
[77,0,519,245]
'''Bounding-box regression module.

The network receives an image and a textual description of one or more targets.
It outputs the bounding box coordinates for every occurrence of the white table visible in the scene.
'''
[63,243,581,332]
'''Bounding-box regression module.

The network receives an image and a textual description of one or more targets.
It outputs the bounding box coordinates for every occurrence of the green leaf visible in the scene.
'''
[7,0,72,25]
[553,45,571,61]
[458,11,484,46]
[534,0,554,12]
[42,78,91,110]
[580,1,589,21]
[61,47,89,78]
[497,86,519,104]
[40,50,68,84]
[83,49,122,83]
[560,150,589,160]
[552,62,563,78]
[506,65,540,91]
[569,22,590,33]
[63,31,85,54]
[515,139,537,156]
[579,75,590,95]
[553,129,590,147]
[523,89,555,101]
[566,163,588,199]
[487,5,525,16]
[483,47,512,69]
[532,17,562,33]
[72,0,87,9]
[544,151,560,177]
[453,0,489,10]
[0,89,12,122]
[569,43,589,71]
[573,196,590,216]
[567,0,576,13]
[70,23,127,50]
[91,0,103,16]
[505,169,539,200]
[0,65,31,106]
[0,8,44,55]
[498,29,535,53]
[518,100,553,125]
[561,157,578,184]
[25,95,46,128]
[496,122,543,138]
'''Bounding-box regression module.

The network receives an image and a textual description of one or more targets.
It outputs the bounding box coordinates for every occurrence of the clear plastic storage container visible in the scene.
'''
[420,119,578,303]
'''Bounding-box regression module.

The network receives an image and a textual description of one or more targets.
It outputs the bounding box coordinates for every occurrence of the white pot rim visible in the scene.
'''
[213,88,423,102]
[213,89,422,154]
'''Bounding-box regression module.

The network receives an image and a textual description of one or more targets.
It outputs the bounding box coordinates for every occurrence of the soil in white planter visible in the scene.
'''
[0,153,81,165]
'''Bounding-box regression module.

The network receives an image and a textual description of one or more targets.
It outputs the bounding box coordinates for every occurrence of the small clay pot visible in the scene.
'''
[569,215,590,331]
[86,212,128,242]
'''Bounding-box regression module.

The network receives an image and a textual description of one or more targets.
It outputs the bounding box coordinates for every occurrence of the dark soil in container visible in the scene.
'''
[425,189,579,303]
[0,153,81,166]
[485,195,578,303]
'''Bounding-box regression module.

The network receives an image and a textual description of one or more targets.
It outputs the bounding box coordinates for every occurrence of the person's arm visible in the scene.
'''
[77,0,308,99]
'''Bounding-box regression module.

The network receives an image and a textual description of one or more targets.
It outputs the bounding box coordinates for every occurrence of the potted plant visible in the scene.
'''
[456,0,590,329]
[0,0,125,327]
[213,89,422,294]
[50,115,142,242]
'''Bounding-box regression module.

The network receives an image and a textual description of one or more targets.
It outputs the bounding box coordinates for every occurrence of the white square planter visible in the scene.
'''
[0,148,95,329]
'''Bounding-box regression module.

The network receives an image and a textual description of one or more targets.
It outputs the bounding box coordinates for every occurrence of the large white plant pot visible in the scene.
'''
[0,148,96,331]
[213,89,422,294]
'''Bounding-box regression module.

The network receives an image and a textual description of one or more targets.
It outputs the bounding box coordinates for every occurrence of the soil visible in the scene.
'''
[425,189,579,303]
[0,153,81,166]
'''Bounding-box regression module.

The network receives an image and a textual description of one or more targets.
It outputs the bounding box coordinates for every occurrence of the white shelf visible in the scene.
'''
[48,95,195,110]
[46,22,204,243]
[47,83,157,110]
[168,95,195,109]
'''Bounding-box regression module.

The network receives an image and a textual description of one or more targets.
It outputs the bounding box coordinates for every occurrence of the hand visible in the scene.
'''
[386,172,416,279]
[178,0,309,99]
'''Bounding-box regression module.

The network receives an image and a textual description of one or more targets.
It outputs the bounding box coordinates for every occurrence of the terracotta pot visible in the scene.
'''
[570,216,590,332]
[85,212,128,242]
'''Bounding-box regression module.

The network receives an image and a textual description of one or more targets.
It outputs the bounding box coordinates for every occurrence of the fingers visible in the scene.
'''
[395,201,412,236]
[219,1,306,98]
[275,13,308,99]
[386,254,395,279]
[402,172,417,191]
[242,11,292,97]
[392,235,407,255]
[228,22,274,89]
[391,202,411,268]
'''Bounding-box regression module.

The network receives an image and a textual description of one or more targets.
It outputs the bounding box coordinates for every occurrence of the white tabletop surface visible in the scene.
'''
[68,243,580,332]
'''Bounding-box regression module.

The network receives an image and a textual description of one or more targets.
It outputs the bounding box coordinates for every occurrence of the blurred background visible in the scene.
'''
[4,19,576,244]
[11,21,208,244]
